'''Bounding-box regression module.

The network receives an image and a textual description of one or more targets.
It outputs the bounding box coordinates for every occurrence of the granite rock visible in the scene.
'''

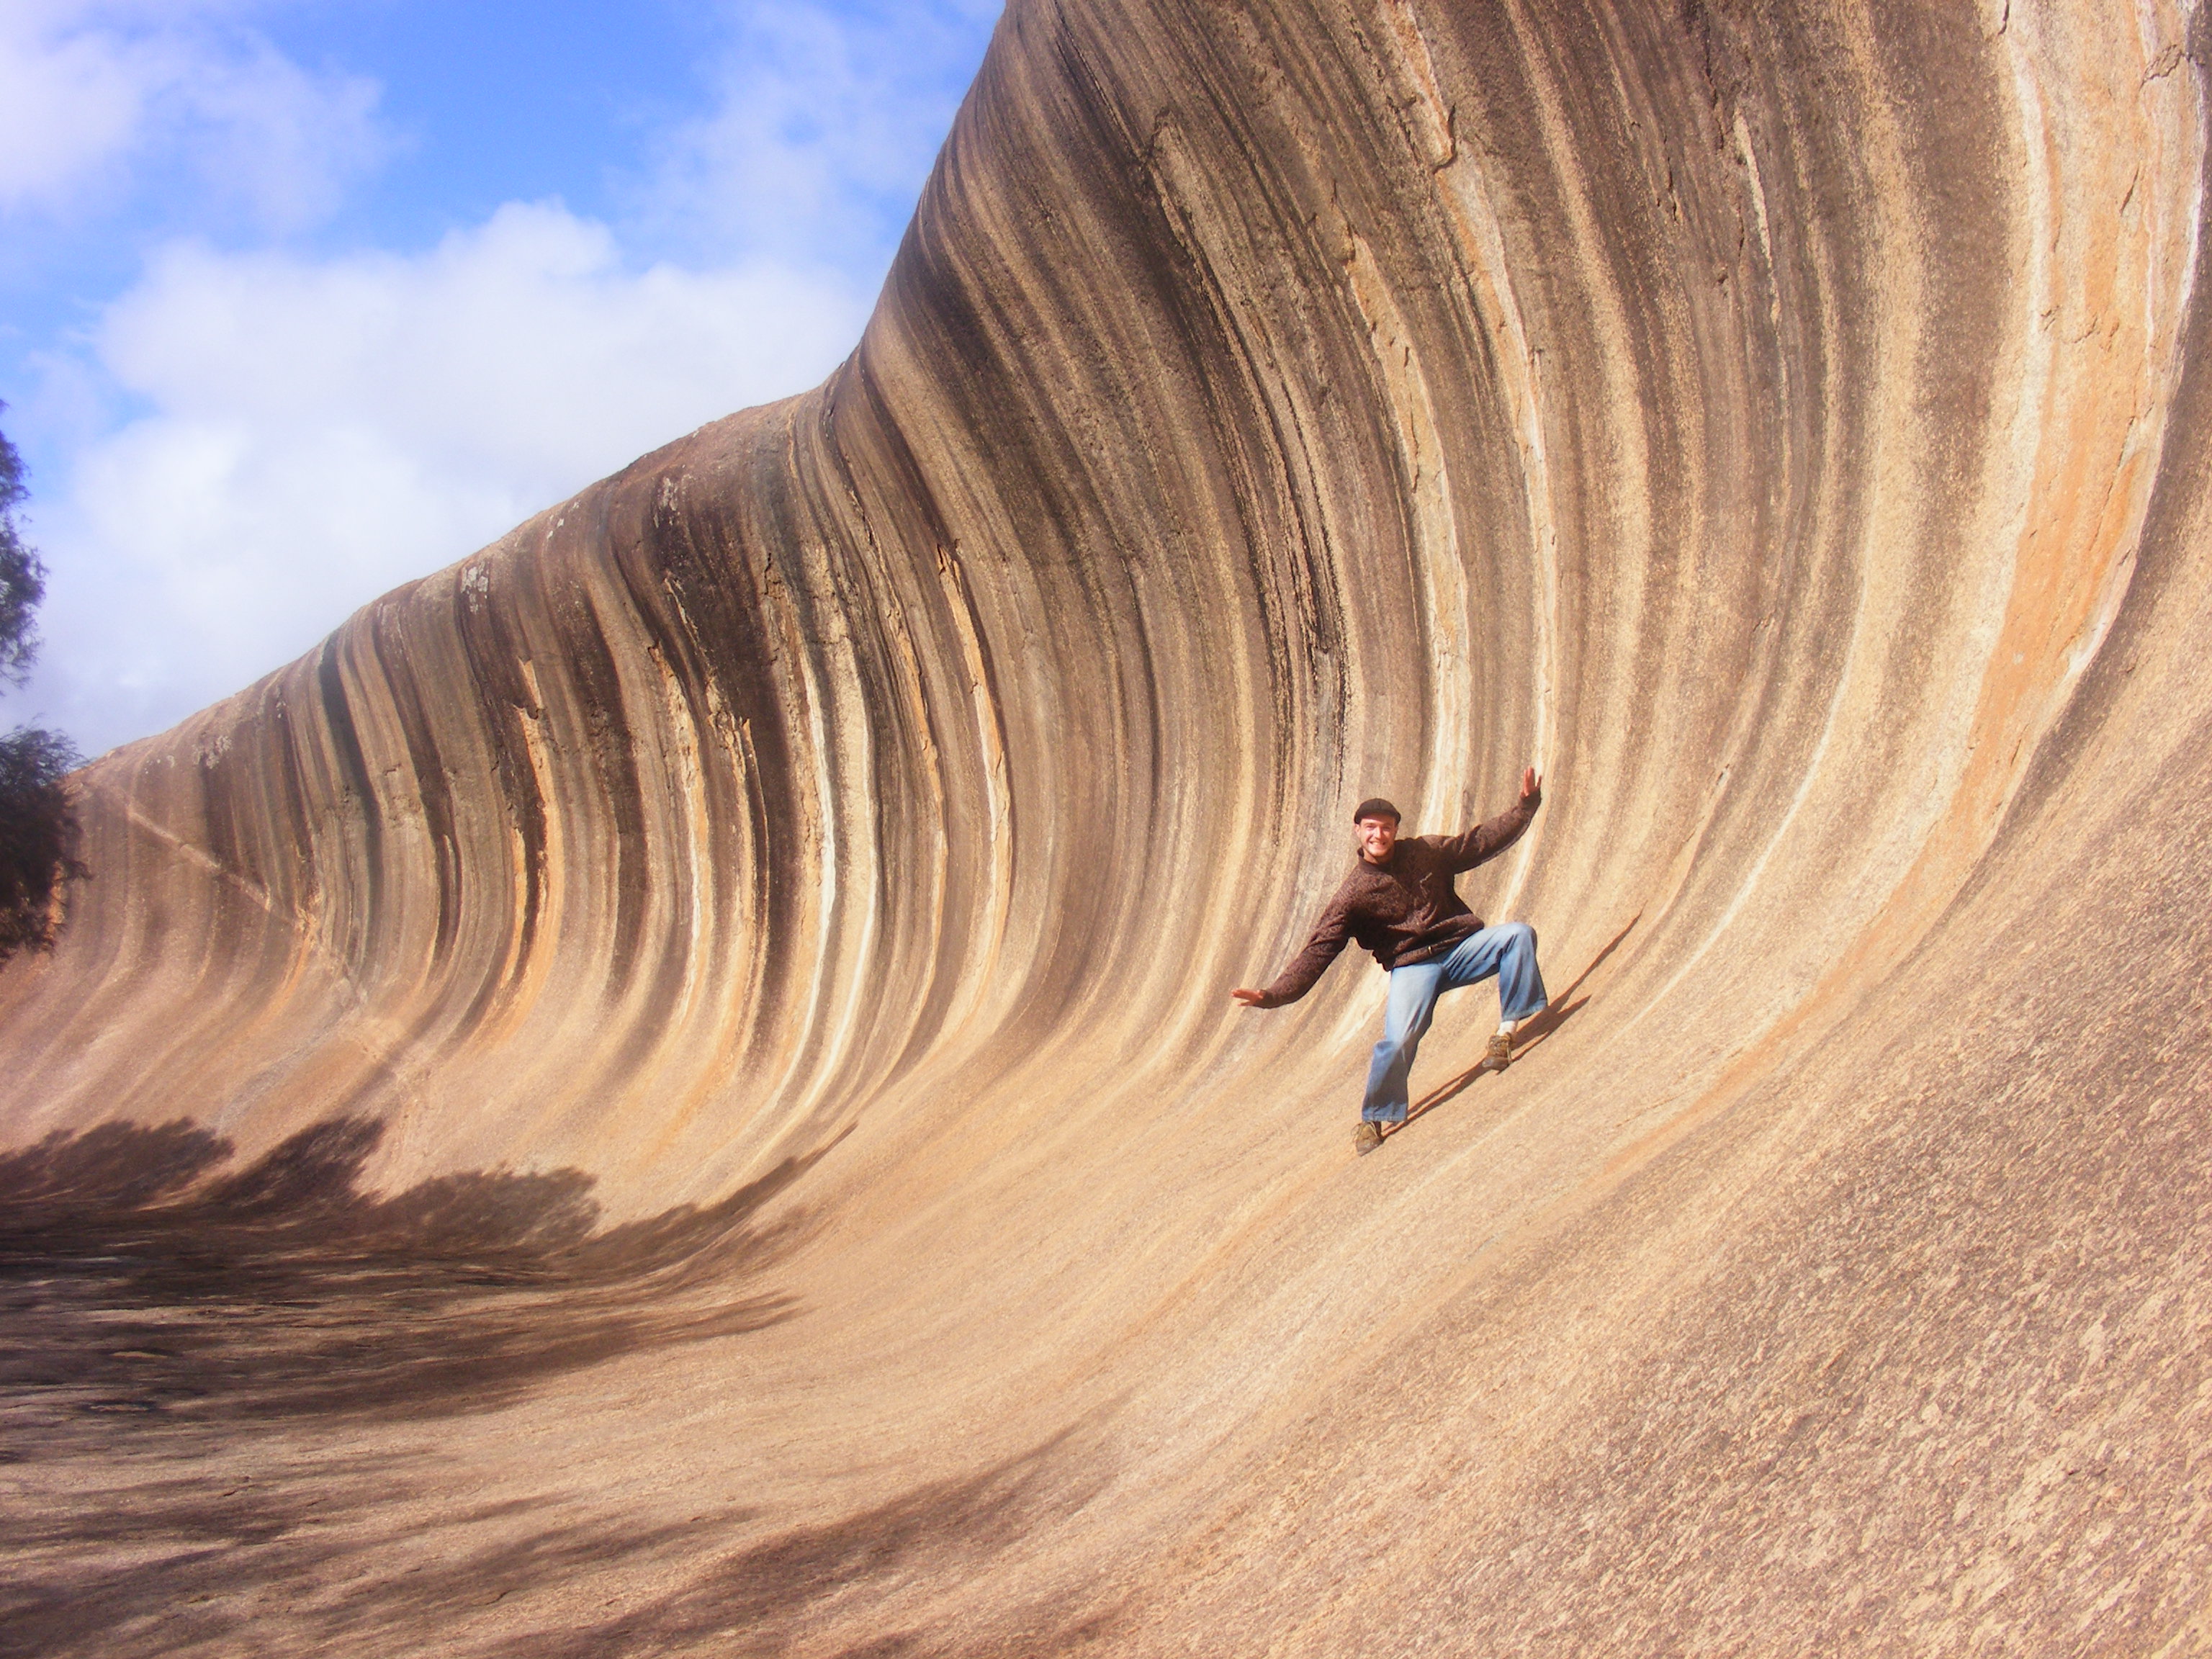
[3,1,2208,1651]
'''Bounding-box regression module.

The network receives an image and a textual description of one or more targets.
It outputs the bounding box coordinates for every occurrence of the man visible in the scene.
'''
[1232,768,1547,1155]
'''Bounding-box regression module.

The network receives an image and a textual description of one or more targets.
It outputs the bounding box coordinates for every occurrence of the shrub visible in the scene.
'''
[0,410,83,961]
[0,726,82,962]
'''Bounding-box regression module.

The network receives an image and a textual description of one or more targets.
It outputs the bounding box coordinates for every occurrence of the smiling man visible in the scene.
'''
[1232,768,1547,1155]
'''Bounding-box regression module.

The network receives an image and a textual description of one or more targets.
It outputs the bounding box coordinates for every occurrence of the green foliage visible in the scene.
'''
[0,725,84,962]
[0,421,45,685]
[0,406,82,963]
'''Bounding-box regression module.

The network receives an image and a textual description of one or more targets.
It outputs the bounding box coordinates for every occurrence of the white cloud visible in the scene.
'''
[0,0,384,231]
[17,204,870,755]
[644,0,1002,264]
[2,1,1002,756]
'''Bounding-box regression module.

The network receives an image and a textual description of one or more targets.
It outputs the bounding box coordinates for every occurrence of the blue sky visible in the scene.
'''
[0,0,1002,757]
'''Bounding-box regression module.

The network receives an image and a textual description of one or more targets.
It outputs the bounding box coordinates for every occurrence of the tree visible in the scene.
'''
[0,408,84,963]
[0,410,44,683]
[0,725,83,959]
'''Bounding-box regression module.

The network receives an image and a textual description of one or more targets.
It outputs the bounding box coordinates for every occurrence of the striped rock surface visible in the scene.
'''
[4,1,2210,1652]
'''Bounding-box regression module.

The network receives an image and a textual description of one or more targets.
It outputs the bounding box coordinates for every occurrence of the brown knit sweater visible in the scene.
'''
[1256,790,1541,1007]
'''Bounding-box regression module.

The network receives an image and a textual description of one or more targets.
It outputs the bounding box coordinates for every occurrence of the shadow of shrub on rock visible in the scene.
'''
[0,1421,1123,1659]
[497,1429,1124,1659]
[0,1115,826,1435]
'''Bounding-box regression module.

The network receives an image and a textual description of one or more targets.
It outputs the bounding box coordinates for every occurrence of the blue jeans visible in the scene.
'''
[1362,923,1546,1123]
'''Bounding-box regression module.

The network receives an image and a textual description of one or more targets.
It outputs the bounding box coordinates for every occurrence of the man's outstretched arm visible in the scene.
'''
[1432,765,1543,872]
[1232,900,1353,1008]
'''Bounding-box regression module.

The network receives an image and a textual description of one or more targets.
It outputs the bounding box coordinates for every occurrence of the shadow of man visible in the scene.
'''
[1388,912,1640,1137]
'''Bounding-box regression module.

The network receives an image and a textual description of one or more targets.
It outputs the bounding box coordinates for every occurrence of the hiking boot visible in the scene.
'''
[1353,1120,1385,1156]
[1480,1032,1514,1073]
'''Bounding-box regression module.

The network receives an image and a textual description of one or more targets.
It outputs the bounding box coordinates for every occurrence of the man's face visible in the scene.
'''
[1357,814,1399,863]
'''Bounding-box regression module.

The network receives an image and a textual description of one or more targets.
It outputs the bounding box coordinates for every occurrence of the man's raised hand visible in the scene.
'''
[1521,765,1542,800]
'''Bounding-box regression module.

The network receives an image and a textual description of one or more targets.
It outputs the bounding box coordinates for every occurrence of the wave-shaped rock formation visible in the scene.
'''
[6,0,2210,1650]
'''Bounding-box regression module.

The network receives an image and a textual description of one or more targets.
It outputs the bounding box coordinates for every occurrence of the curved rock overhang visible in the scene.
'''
[4,0,2209,1650]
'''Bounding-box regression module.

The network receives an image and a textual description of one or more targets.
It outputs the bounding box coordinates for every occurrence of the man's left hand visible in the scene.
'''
[1521,765,1542,800]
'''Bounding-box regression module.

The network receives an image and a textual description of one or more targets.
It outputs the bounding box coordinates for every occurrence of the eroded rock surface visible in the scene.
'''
[4,1,2209,1652]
